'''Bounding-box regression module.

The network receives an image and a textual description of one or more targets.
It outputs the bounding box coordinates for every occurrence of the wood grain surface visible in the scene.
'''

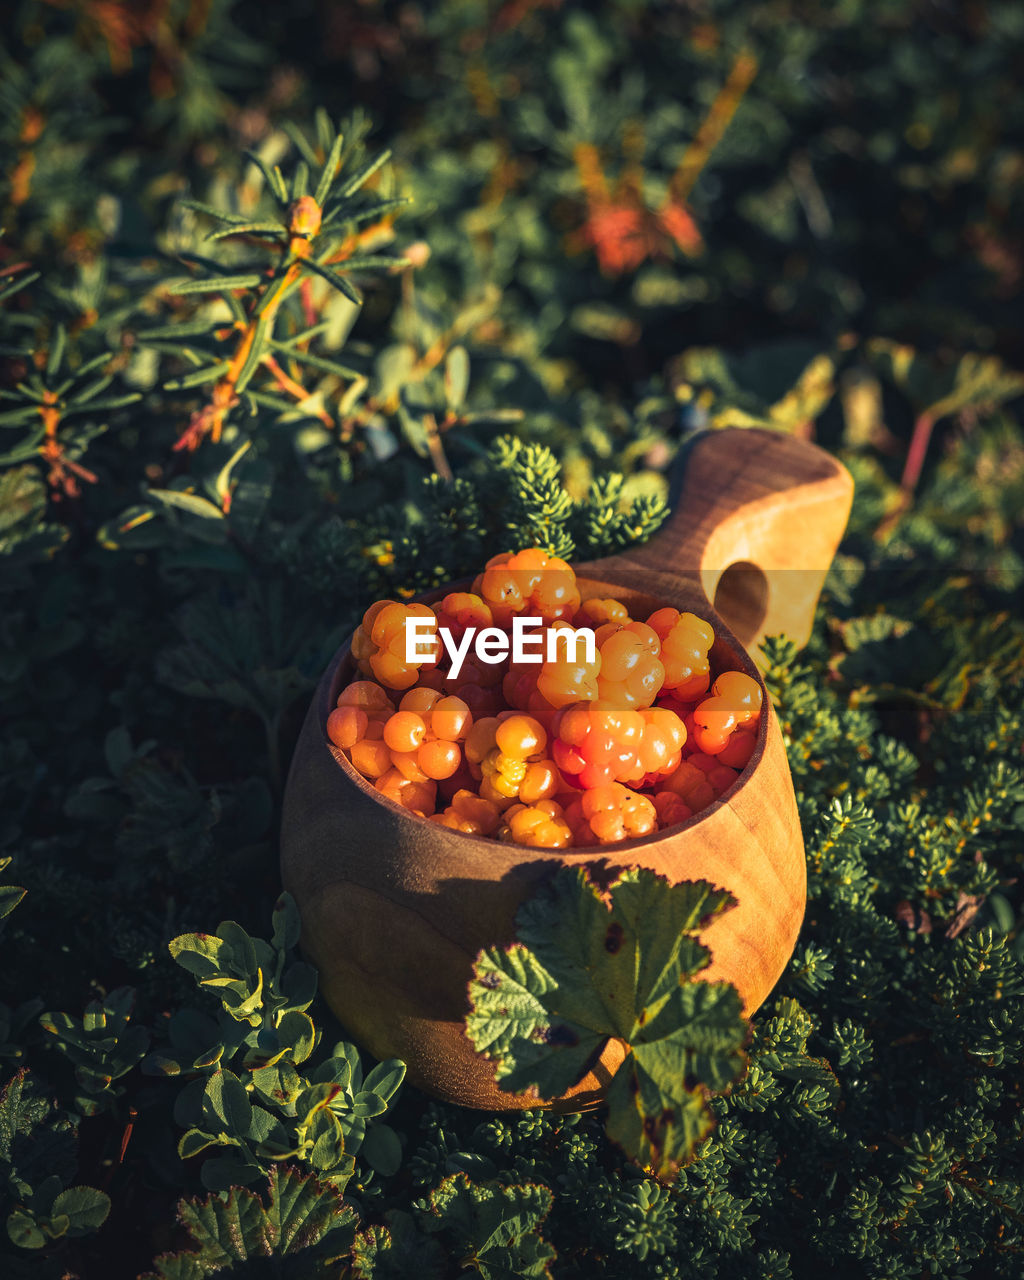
[281,428,853,1110]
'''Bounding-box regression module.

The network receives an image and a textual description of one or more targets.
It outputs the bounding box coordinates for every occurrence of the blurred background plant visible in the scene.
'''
[1,0,1023,1275]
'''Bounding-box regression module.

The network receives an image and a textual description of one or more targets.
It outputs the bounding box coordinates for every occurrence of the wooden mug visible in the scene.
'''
[281,428,853,1110]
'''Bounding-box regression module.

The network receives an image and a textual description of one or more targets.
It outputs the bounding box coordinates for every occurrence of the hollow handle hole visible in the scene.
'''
[712,561,769,649]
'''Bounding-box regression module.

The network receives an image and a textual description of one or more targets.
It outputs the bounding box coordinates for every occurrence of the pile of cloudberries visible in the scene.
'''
[329,548,763,848]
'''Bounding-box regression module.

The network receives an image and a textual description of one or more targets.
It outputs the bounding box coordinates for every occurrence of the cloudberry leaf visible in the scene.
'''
[352,1209,446,1280]
[141,1165,357,1274]
[466,866,748,1178]
[420,1173,555,1280]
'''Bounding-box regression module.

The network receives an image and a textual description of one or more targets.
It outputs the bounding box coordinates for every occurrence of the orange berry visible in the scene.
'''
[718,729,756,769]
[383,711,427,753]
[653,791,694,827]
[495,714,547,760]
[418,739,462,780]
[375,769,436,815]
[400,686,443,716]
[519,759,559,804]
[391,750,429,783]
[430,695,472,742]
[327,705,367,750]
[338,681,394,717]
[349,738,392,779]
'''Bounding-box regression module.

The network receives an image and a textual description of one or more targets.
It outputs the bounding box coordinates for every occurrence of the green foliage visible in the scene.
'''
[468,867,747,1178]
[39,987,149,1117]
[350,1209,446,1279]
[1,0,1024,1275]
[142,1164,358,1278]
[0,1069,109,1254]
[0,858,26,925]
[145,893,405,1191]
[418,1173,556,1280]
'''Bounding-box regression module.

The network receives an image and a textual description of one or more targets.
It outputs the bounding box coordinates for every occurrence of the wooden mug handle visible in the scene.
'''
[580,427,854,658]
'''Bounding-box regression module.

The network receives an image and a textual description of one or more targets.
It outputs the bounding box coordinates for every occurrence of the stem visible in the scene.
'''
[573,142,611,208]
[424,413,453,482]
[668,51,758,206]
[900,412,935,494]
[261,352,333,425]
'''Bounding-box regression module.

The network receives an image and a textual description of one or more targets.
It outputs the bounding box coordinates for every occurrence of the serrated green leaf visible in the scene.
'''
[169,932,230,978]
[352,1209,446,1280]
[51,1185,111,1235]
[466,866,747,1176]
[422,1173,555,1280]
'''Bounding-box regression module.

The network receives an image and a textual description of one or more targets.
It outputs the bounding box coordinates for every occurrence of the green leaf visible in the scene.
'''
[670,341,836,432]
[444,345,470,411]
[271,891,302,953]
[360,1123,402,1177]
[206,222,285,243]
[421,1173,556,1280]
[233,309,271,395]
[352,1210,446,1280]
[45,323,67,380]
[168,274,263,296]
[466,866,748,1177]
[0,884,27,920]
[50,1185,111,1236]
[303,256,362,305]
[169,932,230,978]
[339,149,392,198]
[163,361,232,391]
[213,439,251,509]
[243,151,289,203]
[147,489,224,521]
[177,1128,220,1161]
[467,944,600,1099]
[265,340,361,381]
[373,343,417,401]
[7,1208,46,1249]
[314,133,345,207]
[199,1156,262,1191]
[361,1059,406,1105]
[275,1009,316,1065]
[866,340,1024,422]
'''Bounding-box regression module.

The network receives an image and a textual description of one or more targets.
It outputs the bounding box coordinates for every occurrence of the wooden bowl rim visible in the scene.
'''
[315,578,770,859]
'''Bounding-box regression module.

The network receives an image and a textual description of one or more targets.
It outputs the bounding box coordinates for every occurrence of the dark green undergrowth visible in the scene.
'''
[2,1,1023,1275]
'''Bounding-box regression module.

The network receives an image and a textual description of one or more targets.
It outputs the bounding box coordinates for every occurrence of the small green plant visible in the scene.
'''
[145,893,405,1191]
[39,987,149,1117]
[1,1069,110,1252]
